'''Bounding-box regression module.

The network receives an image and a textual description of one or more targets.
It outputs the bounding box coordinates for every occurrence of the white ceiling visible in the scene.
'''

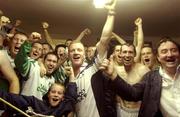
[0,0,180,45]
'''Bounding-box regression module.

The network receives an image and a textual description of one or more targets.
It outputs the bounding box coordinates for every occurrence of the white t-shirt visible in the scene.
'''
[21,59,55,100]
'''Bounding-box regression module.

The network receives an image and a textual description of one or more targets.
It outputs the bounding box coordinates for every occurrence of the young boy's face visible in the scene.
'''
[48,84,65,107]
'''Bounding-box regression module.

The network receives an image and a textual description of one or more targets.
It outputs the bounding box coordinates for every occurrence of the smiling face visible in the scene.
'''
[57,46,66,60]
[113,45,122,65]
[48,83,65,107]
[141,46,155,69]
[121,44,135,68]
[68,42,85,68]
[10,33,28,58]
[86,46,96,61]
[42,43,52,56]
[29,42,43,60]
[44,53,58,75]
[157,41,180,71]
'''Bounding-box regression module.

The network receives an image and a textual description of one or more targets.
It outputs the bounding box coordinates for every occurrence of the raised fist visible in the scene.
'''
[29,32,42,42]
[135,17,142,26]
[42,22,49,29]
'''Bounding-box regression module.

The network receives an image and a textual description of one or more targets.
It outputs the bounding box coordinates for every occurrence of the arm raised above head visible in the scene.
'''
[42,22,55,49]
[96,0,117,62]
[134,17,144,63]
[75,28,91,42]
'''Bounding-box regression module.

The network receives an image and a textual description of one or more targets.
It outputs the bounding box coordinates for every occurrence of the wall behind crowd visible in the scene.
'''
[47,33,180,47]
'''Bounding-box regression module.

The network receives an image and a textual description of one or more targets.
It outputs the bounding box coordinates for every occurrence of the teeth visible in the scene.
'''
[52,98,58,101]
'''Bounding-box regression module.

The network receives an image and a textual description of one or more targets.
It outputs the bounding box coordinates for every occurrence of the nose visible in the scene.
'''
[17,39,22,44]
[125,52,130,57]
[167,50,173,57]
[74,49,79,54]
[52,92,58,97]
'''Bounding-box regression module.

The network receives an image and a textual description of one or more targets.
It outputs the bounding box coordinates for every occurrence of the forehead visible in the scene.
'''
[115,45,121,50]
[45,54,57,60]
[141,47,153,53]
[158,41,178,51]
[57,46,65,50]
[13,33,27,40]
[33,43,43,48]
[69,43,84,50]
[43,44,50,48]
[121,45,134,51]
[50,84,65,91]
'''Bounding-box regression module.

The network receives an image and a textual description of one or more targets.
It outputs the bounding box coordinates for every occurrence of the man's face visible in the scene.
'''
[57,47,66,60]
[65,40,72,47]
[86,46,96,60]
[141,47,155,68]
[10,33,27,58]
[48,84,65,107]
[157,41,180,70]
[42,44,51,55]
[113,45,122,65]
[121,45,135,67]
[68,43,85,68]
[30,43,43,60]
[44,54,58,75]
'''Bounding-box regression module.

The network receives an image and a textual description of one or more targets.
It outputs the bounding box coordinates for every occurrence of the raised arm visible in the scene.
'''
[112,32,126,45]
[96,0,117,61]
[134,17,144,63]
[42,22,55,49]
[0,51,20,94]
[74,28,91,42]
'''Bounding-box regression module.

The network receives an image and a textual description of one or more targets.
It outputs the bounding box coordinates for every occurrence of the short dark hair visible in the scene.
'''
[42,42,53,50]
[44,51,58,61]
[155,36,180,55]
[13,30,28,39]
[142,44,155,54]
[65,38,72,46]
[55,44,66,54]
[121,43,136,56]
